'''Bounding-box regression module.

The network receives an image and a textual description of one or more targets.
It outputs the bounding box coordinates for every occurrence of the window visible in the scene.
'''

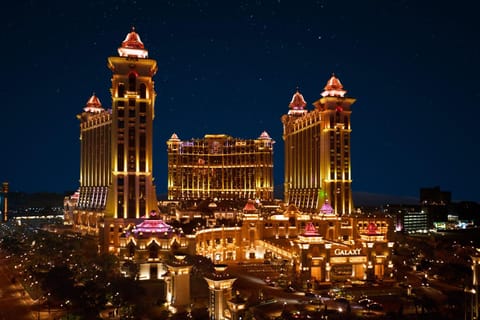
[149,242,159,259]
[140,102,146,112]
[128,73,136,91]
[140,83,147,98]
[117,144,124,171]
[128,241,135,257]
[118,84,125,97]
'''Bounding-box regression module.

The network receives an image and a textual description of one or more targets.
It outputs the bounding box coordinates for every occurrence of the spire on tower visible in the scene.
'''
[321,73,347,97]
[287,88,308,116]
[289,88,307,110]
[83,93,104,113]
[169,133,181,141]
[117,27,149,58]
[258,131,272,140]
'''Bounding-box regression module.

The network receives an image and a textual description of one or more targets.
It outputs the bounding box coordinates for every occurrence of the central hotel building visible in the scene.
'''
[167,132,274,202]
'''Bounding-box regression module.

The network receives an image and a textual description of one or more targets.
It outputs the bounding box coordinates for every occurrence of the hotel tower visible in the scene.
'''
[70,28,159,252]
[282,75,356,215]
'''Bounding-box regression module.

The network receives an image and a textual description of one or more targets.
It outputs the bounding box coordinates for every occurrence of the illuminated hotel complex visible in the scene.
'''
[65,28,395,317]
[167,132,274,201]
[282,77,355,214]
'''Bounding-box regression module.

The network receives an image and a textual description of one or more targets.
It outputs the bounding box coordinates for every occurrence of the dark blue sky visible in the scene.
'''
[1,0,479,202]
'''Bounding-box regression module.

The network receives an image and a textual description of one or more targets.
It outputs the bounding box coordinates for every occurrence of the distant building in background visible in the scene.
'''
[420,186,451,205]
[420,186,451,227]
[281,75,355,215]
[383,204,428,233]
[167,133,274,202]
[1,182,8,222]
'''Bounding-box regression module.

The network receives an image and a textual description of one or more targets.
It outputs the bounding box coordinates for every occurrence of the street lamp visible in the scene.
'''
[465,287,476,320]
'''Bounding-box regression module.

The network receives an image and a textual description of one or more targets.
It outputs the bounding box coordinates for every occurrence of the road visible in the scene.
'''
[0,254,62,320]
[226,261,446,318]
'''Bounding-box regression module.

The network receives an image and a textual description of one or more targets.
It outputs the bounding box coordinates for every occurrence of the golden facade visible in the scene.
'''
[105,29,159,220]
[71,94,112,234]
[167,132,274,201]
[117,218,189,280]
[282,75,356,214]
[68,29,160,252]
[193,203,394,283]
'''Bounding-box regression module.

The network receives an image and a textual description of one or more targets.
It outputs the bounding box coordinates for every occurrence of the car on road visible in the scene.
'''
[357,297,373,306]
[304,291,316,298]
[366,302,383,311]
[334,296,350,304]
[284,286,296,293]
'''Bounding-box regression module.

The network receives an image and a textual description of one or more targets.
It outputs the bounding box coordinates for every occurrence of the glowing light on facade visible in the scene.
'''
[132,219,174,234]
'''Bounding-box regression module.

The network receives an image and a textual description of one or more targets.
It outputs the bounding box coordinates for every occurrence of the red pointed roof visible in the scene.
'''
[169,133,181,141]
[321,74,347,97]
[289,90,307,109]
[303,222,319,236]
[243,200,257,212]
[118,27,149,58]
[258,131,272,140]
[121,27,145,49]
[83,93,104,113]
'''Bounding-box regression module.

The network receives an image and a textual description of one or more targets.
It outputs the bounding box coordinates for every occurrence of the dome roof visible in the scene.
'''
[118,27,149,58]
[321,74,347,97]
[303,222,319,236]
[83,93,104,113]
[121,27,145,49]
[289,89,307,109]
[319,200,334,215]
[133,219,173,234]
[243,200,257,212]
[169,133,181,141]
[258,131,272,140]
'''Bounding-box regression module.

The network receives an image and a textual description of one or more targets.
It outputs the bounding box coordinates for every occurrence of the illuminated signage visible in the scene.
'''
[334,248,362,256]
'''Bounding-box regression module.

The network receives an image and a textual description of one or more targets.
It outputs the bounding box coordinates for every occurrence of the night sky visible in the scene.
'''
[1,0,479,203]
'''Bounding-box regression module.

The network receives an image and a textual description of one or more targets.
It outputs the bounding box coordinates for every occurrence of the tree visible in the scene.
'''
[42,265,76,305]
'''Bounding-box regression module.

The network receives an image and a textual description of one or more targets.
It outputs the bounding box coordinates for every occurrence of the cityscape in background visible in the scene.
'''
[0,27,479,320]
